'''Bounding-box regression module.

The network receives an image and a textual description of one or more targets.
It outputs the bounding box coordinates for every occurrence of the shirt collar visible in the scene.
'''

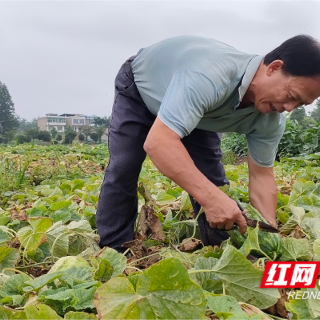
[237,55,264,107]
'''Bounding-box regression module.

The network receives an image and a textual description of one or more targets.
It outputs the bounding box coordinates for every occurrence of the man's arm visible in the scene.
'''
[144,117,247,233]
[247,153,278,226]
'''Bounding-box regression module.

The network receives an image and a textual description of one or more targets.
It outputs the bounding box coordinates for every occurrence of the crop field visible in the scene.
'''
[0,143,320,319]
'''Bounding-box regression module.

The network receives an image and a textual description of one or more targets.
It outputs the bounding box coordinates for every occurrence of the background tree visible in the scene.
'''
[92,126,107,143]
[311,99,320,122]
[0,81,19,134]
[64,126,77,144]
[37,131,51,142]
[290,106,306,125]
[14,133,31,144]
[89,132,99,143]
[80,125,92,141]
[92,116,111,127]
[50,127,58,140]
[18,117,38,131]
[25,127,40,141]
[78,133,85,142]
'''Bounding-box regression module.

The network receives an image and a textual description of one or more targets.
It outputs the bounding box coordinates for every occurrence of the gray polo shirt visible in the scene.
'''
[132,35,286,167]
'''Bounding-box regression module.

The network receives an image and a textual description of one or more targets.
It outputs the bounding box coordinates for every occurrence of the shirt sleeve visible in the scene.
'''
[246,113,286,167]
[158,70,220,137]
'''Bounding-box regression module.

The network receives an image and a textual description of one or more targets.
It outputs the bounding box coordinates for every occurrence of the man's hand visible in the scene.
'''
[248,153,278,226]
[144,117,247,234]
[200,191,247,233]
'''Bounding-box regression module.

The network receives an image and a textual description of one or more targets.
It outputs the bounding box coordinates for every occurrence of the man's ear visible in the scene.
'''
[266,60,284,76]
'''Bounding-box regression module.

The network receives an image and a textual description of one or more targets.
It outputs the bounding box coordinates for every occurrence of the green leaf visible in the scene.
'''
[93,258,114,282]
[26,206,49,218]
[61,266,94,287]
[212,244,280,309]
[0,305,13,319]
[0,247,19,274]
[239,227,262,257]
[281,205,305,233]
[179,191,192,211]
[279,237,312,261]
[17,217,53,252]
[0,273,31,307]
[0,229,10,245]
[0,273,32,296]
[23,272,66,293]
[24,304,62,320]
[67,220,92,233]
[94,258,206,319]
[286,298,311,320]
[190,257,222,292]
[313,239,320,260]
[71,179,85,191]
[206,293,248,318]
[296,194,320,212]
[68,235,88,256]
[96,247,126,277]
[0,306,26,319]
[39,287,96,312]
[156,191,176,205]
[50,200,72,211]
[49,210,72,224]
[50,256,91,274]
[64,311,97,319]
[46,221,69,258]
[301,217,320,240]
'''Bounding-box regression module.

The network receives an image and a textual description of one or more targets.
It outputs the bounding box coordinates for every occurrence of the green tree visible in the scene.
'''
[78,133,85,142]
[91,126,107,143]
[18,117,38,131]
[0,81,19,134]
[64,126,77,144]
[37,131,51,142]
[290,106,306,124]
[90,132,99,143]
[92,116,110,127]
[50,127,58,140]
[25,127,40,141]
[14,133,31,144]
[80,125,92,141]
[311,99,320,122]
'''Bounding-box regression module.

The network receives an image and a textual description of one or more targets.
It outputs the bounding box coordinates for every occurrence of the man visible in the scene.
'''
[96,35,320,253]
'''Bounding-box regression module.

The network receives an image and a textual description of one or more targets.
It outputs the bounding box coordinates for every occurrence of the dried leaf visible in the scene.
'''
[139,205,165,241]
[178,238,202,252]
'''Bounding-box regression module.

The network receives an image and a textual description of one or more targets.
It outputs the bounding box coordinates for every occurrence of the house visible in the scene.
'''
[37,114,94,133]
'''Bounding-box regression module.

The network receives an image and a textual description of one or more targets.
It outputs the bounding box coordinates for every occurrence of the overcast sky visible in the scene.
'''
[1,0,320,121]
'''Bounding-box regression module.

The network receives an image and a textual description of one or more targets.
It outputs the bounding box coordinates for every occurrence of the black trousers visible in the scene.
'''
[96,56,229,252]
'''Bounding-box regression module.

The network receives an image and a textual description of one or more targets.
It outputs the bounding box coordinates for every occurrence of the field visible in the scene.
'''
[0,143,320,320]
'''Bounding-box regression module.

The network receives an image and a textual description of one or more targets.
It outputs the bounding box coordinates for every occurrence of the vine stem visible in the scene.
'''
[2,268,30,276]
[125,266,143,273]
[188,269,216,274]
[15,261,52,269]
[127,248,169,266]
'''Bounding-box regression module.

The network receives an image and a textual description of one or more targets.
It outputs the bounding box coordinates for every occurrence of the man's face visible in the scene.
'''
[254,61,320,114]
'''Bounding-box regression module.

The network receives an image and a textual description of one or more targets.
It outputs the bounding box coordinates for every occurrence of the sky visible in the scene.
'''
[0,0,320,121]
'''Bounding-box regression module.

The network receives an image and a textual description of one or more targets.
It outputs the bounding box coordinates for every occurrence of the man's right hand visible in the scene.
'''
[200,192,247,234]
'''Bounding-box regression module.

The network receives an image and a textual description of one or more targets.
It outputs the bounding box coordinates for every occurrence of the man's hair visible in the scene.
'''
[264,35,320,76]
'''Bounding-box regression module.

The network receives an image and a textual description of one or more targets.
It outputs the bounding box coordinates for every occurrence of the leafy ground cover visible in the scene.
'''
[0,144,320,319]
